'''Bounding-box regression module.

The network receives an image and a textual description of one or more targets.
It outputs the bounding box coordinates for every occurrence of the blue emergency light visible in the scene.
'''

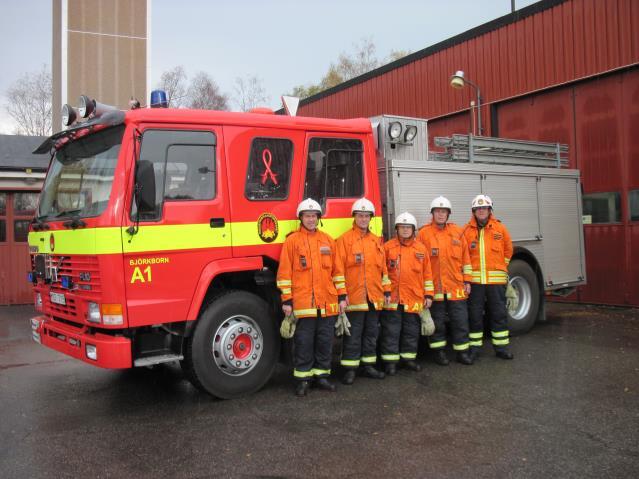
[61,276,74,289]
[27,272,35,283]
[150,90,168,108]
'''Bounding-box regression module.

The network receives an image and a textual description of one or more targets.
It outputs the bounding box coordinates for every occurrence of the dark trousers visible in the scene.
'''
[468,284,510,350]
[293,313,336,380]
[380,306,421,363]
[428,299,470,352]
[341,306,380,368]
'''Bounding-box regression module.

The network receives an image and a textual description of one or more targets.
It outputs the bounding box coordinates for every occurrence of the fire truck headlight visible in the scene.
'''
[85,344,98,361]
[35,292,43,311]
[388,121,402,140]
[101,304,124,326]
[87,302,101,323]
[61,104,77,127]
[78,95,95,118]
[404,125,418,142]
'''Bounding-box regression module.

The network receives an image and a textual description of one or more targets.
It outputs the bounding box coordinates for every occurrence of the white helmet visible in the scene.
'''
[430,196,452,212]
[296,198,322,217]
[351,198,375,216]
[395,212,417,229]
[471,194,493,209]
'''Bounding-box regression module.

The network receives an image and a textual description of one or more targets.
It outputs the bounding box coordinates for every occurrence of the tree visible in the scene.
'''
[233,75,270,112]
[187,72,229,111]
[157,65,187,107]
[4,65,52,136]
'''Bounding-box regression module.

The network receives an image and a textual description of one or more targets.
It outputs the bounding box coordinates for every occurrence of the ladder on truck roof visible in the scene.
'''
[431,134,569,168]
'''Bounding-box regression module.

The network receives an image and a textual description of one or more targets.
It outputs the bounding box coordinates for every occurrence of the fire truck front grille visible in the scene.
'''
[53,255,102,294]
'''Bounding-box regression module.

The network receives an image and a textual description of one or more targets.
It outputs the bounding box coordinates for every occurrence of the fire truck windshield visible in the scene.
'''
[37,125,125,220]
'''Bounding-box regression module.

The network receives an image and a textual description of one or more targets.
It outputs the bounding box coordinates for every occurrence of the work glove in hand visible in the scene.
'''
[505,283,518,311]
[419,308,435,336]
[280,313,297,339]
[335,312,351,337]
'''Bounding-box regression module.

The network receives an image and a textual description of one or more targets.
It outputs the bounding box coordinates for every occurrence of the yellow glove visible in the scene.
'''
[335,312,351,337]
[420,308,435,336]
[505,283,518,311]
[279,313,297,339]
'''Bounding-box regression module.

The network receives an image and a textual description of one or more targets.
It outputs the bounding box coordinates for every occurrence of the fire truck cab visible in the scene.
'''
[28,101,383,398]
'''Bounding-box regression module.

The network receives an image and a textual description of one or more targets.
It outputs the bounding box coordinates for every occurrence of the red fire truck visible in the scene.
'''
[28,94,585,398]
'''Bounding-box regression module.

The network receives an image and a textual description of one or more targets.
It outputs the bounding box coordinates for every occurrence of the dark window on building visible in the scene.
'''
[0,193,5,242]
[629,190,639,222]
[0,193,6,216]
[14,192,39,216]
[582,192,621,224]
[304,138,363,204]
[0,220,5,242]
[14,220,30,242]
[133,130,216,220]
[245,138,293,200]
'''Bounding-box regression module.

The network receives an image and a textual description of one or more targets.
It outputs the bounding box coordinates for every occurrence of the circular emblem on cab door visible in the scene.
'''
[257,213,278,243]
[49,233,55,252]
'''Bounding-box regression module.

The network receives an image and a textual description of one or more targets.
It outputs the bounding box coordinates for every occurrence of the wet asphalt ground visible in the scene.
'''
[1,303,638,479]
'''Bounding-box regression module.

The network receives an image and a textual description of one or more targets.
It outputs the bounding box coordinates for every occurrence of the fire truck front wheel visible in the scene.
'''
[183,290,279,398]
[507,259,540,335]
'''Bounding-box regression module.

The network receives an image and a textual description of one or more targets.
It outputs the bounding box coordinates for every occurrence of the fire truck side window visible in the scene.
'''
[134,130,216,220]
[245,138,293,200]
[304,138,363,204]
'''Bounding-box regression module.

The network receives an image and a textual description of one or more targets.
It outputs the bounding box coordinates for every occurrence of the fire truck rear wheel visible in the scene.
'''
[507,259,540,335]
[183,290,279,398]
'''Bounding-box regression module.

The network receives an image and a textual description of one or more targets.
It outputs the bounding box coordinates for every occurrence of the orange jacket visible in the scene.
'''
[462,215,513,285]
[276,227,340,318]
[383,237,434,313]
[335,225,391,311]
[417,222,472,301]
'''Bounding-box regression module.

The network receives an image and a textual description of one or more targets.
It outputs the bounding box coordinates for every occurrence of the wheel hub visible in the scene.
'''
[509,276,531,321]
[212,315,263,376]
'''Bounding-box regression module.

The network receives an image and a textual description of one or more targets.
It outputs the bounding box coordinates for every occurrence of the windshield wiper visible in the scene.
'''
[54,210,87,229]
[31,216,50,231]
[55,209,84,218]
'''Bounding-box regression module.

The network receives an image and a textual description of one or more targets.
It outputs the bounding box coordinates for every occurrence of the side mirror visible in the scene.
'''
[135,160,156,215]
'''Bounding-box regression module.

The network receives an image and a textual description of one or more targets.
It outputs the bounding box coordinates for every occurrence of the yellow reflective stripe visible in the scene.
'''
[487,278,507,284]
[492,338,510,346]
[429,340,446,349]
[434,294,444,300]
[469,332,483,339]
[340,359,360,367]
[123,224,232,253]
[381,276,391,286]
[424,281,434,288]
[470,340,483,347]
[492,330,509,338]
[276,280,292,287]
[381,354,400,361]
[333,275,345,282]
[294,369,314,378]
[294,308,317,317]
[347,303,369,311]
[400,352,417,359]
[384,303,399,310]
[312,368,331,376]
[504,258,511,264]
[453,343,469,351]
[335,282,346,290]
[361,356,377,364]
[29,228,122,255]
[479,228,487,284]
[280,288,291,294]
[462,265,472,274]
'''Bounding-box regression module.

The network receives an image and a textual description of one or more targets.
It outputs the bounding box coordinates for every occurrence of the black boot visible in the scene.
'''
[402,360,422,372]
[315,377,336,392]
[495,348,514,360]
[362,365,385,379]
[342,369,356,385]
[433,349,450,366]
[385,363,397,376]
[456,351,474,365]
[295,380,310,397]
[469,347,480,361]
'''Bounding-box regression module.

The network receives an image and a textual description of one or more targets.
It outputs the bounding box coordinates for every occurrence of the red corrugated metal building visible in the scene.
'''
[295,0,639,307]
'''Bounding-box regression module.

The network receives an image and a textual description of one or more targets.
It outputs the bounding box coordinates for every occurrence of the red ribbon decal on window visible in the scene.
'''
[260,149,279,185]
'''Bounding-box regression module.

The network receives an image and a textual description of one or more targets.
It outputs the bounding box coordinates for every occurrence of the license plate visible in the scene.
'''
[50,291,66,306]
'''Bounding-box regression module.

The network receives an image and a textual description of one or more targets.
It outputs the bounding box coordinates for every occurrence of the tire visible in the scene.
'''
[507,259,540,335]
[182,290,279,399]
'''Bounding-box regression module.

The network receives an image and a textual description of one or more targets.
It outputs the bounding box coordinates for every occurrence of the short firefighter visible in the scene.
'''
[381,212,434,375]
[418,196,474,366]
[462,194,514,360]
[335,198,390,385]
[276,199,341,396]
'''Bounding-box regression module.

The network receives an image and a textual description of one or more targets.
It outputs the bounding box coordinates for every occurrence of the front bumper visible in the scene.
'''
[31,316,132,369]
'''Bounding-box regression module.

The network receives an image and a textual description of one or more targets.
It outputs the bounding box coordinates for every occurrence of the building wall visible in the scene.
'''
[296,0,639,306]
[52,0,149,131]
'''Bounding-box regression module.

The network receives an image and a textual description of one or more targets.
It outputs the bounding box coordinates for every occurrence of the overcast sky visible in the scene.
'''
[0,0,538,134]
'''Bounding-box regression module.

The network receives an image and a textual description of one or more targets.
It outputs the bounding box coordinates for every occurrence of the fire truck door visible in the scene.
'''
[123,127,231,326]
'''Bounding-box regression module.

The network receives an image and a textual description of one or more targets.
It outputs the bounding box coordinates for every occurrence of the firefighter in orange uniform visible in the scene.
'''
[335,198,390,385]
[277,199,341,397]
[418,196,474,366]
[463,194,514,360]
[381,212,434,375]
